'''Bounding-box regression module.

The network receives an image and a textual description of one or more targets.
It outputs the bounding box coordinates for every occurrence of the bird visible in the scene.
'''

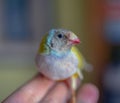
[35,28,92,103]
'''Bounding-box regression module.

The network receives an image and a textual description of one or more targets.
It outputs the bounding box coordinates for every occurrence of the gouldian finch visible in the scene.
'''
[35,29,91,103]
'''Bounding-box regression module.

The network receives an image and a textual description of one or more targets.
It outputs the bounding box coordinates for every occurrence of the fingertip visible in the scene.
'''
[77,83,99,103]
[41,82,70,103]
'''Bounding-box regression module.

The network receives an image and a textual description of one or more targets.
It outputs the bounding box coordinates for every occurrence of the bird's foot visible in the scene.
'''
[71,95,76,103]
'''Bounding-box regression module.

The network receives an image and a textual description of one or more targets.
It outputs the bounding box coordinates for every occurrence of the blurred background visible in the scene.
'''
[0,0,120,103]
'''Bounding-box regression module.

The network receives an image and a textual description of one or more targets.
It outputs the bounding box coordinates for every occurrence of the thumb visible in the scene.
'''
[77,84,99,103]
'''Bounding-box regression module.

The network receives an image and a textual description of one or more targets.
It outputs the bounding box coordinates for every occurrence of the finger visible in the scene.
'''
[41,82,70,103]
[77,84,99,103]
[2,74,56,103]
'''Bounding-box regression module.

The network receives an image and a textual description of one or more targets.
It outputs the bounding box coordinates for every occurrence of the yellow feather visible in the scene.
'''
[71,46,85,69]
[71,46,86,79]
[71,46,92,79]
[38,34,50,54]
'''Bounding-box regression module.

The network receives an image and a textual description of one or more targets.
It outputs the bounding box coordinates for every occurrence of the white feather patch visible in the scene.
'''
[35,52,78,80]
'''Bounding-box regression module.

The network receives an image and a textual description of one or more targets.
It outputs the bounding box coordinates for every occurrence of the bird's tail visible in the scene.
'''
[83,61,93,72]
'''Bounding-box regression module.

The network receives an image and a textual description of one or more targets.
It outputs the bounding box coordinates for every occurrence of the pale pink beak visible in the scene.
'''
[69,38,80,44]
[67,32,80,44]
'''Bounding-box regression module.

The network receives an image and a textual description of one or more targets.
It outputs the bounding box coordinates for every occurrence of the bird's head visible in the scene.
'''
[46,29,80,55]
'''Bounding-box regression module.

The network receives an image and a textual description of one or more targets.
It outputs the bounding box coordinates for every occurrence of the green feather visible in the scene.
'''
[38,34,50,54]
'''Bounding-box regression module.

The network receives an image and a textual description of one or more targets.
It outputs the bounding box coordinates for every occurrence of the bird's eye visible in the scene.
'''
[57,34,63,38]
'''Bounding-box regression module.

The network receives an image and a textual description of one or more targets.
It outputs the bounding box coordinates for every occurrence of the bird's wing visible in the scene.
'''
[38,34,50,55]
[71,46,85,70]
[71,46,93,80]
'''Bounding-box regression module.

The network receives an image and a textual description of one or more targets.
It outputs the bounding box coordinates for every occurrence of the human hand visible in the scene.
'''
[2,74,99,103]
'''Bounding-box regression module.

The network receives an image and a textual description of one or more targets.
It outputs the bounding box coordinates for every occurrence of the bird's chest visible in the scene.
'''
[36,53,78,80]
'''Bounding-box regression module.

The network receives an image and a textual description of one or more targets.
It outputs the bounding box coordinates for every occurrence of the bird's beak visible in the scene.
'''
[68,33,80,44]
[69,38,80,44]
